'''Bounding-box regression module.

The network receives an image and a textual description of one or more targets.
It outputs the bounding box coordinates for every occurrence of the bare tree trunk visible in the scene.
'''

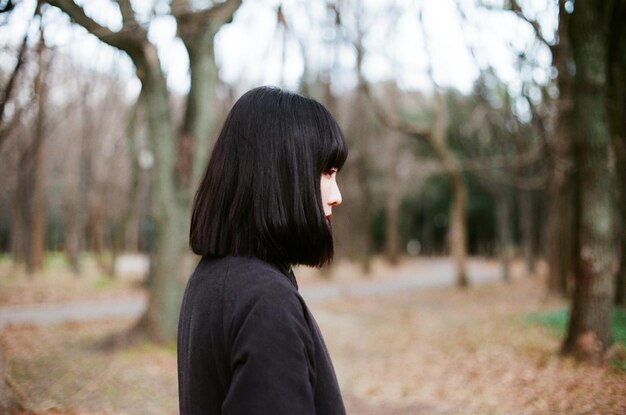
[612,97,625,305]
[111,98,142,276]
[178,18,220,191]
[449,174,468,287]
[385,129,401,265]
[562,0,616,361]
[131,53,185,342]
[355,151,372,274]
[89,202,109,275]
[432,92,468,287]
[63,85,92,275]
[520,190,536,275]
[616,148,626,306]
[64,155,81,275]
[422,202,434,255]
[10,13,48,275]
[64,198,81,274]
[31,26,48,271]
[351,27,373,274]
[496,191,513,282]
[15,149,37,275]
[12,168,30,269]
[547,0,573,297]
[608,1,626,307]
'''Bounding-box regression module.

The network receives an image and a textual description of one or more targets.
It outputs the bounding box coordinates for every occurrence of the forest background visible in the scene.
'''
[0,0,625,413]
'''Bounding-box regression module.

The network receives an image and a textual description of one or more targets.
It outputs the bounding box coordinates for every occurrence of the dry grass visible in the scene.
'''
[1,257,625,414]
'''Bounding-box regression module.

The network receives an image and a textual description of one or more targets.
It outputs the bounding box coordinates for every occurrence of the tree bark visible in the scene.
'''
[561,0,617,361]
[350,33,373,274]
[433,92,468,287]
[30,26,48,271]
[89,201,109,275]
[520,190,536,275]
[385,129,401,264]
[11,15,48,275]
[607,0,626,307]
[615,141,626,306]
[175,8,223,190]
[496,191,513,282]
[546,0,574,297]
[64,186,81,274]
[12,163,30,269]
[111,97,143,276]
[130,45,185,342]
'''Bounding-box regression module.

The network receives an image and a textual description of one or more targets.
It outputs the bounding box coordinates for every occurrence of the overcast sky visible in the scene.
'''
[1,0,556,100]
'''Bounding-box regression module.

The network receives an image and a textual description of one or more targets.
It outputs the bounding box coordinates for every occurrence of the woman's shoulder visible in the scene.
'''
[195,255,298,298]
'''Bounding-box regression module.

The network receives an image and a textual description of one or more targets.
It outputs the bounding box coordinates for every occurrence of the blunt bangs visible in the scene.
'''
[316,103,348,173]
[190,86,348,267]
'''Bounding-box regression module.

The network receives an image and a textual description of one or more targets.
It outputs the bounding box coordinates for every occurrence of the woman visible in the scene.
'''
[178,86,347,414]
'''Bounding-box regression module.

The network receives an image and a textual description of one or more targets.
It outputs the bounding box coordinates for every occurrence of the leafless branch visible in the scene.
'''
[360,82,431,141]
[46,0,143,53]
[506,0,552,48]
[114,0,139,29]
[0,1,39,139]
[173,0,242,32]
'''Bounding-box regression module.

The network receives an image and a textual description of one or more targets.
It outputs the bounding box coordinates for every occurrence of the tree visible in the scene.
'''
[448,75,547,282]
[7,1,49,275]
[385,124,401,265]
[488,0,572,291]
[360,6,469,286]
[46,0,242,342]
[0,1,37,148]
[545,0,574,297]
[561,0,621,361]
[608,0,626,307]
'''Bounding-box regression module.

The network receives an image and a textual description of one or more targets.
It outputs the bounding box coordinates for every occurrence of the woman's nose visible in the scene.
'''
[328,183,342,206]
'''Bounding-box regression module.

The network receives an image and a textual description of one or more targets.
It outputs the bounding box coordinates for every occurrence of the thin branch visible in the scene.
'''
[417,6,440,90]
[474,0,553,49]
[114,0,139,29]
[506,0,552,48]
[361,82,431,140]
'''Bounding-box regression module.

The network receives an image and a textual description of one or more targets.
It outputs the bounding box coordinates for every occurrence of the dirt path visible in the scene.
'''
[0,258,504,327]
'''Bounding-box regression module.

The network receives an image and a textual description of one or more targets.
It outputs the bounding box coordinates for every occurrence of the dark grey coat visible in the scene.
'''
[177,255,346,414]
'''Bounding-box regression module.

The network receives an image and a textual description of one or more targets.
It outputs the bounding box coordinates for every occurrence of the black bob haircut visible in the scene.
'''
[190,86,348,267]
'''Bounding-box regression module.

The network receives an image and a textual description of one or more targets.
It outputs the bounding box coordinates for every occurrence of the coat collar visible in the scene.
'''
[272,260,299,290]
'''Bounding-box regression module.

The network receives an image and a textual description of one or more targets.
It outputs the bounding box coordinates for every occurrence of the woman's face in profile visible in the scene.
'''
[321,168,342,221]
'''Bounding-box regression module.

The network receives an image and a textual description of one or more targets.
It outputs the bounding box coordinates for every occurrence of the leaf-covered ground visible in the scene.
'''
[0,254,144,307]
[1,259,625,414]
[317,278,626,414]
